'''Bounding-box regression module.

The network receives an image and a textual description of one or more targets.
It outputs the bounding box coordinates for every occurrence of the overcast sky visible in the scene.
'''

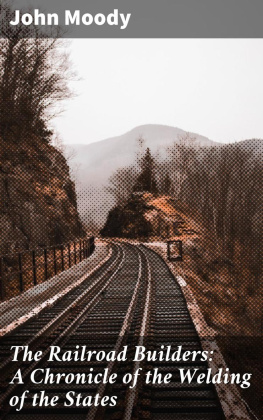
[53,39,263,145]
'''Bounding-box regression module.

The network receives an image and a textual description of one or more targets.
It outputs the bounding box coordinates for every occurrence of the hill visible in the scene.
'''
[70,124,217,185]
[68,125,262,232]
[68,124,219,229]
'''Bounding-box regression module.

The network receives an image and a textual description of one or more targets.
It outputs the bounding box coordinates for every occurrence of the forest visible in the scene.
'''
[107,137,262,293]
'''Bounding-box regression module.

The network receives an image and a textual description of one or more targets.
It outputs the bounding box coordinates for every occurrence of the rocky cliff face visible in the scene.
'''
[0,136,85,254]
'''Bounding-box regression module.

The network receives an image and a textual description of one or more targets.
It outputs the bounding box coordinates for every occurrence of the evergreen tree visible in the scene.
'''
[162,172,173,195]
[133,148,158,194]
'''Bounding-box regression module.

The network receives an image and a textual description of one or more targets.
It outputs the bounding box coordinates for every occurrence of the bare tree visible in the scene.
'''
[0,2,74,142]
[52,133,81,185]
[106,166,138,207]
[166,142,262,284]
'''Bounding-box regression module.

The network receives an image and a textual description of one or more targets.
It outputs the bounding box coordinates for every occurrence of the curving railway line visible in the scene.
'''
[0,243,225,420]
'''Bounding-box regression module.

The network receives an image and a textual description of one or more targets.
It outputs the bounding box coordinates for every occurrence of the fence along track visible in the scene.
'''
[0,243,124,417]
[0,244,120,371]
[0,243,227,419]
[0,243,141,415]
[0,237,95,301]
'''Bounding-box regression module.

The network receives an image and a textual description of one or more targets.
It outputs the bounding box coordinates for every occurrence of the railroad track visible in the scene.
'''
[0,243,225,420]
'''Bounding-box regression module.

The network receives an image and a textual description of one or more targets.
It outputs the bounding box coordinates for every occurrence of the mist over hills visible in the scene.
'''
[69,124,217,186]
[67,124,261,230]
[67,124,216,228]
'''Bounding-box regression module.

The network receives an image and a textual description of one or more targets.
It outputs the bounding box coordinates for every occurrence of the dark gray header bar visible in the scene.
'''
[1,0,263,38]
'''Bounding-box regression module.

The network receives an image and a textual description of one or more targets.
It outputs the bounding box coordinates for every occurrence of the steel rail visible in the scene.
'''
[0,244,120,374]
[86,246,143,420]
[0,243,233,420]
[122,245,152,420]
[0,245,126,417]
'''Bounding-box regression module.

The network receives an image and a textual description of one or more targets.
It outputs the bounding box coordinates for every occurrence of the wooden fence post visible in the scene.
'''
[68,243,71,268]
[0,257,4,301]
[88,239,90,257]
[79,240,82,262]
[74,242,77,265]
[44,248,48,280]
[32,250,37,285]
[53,247,57,275]
[61,245,64,272]
[18,253,23,293]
